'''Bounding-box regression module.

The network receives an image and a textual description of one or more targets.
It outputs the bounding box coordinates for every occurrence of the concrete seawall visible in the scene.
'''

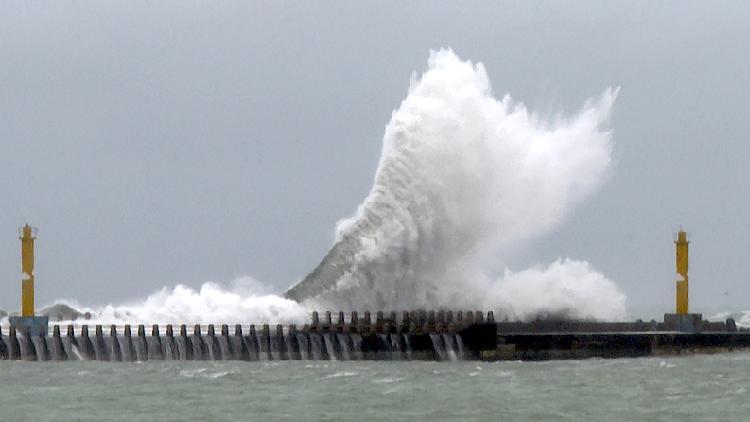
[484,316,750,360]
[2,311,749,362]
[0,310,494,362]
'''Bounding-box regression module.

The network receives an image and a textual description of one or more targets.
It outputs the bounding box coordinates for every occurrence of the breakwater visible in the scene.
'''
[487,316,750,360]
[3,310,750,362]
[0,310,495,362]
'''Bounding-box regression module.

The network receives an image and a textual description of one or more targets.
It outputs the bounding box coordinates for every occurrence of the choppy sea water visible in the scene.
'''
[1,354,749,421]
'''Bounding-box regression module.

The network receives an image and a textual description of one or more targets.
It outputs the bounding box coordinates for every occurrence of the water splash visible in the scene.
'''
[14,48,625,324]
[60,278,308,325]
[488,259,626,321]
[285,48,624,319]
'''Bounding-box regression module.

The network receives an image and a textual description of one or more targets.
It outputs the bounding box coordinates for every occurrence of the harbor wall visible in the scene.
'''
[2,311,748,362]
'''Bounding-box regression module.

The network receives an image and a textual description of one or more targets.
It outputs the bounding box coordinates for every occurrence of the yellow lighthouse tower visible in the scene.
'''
[20,224,36,317]
[9,224,49,336]
[675,229,689,314]
[664,228,703,332]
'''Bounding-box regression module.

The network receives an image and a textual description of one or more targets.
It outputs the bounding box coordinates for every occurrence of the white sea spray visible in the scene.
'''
[36,49,626,324]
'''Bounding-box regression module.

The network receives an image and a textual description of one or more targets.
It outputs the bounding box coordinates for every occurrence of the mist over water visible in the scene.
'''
[15,49,628,325]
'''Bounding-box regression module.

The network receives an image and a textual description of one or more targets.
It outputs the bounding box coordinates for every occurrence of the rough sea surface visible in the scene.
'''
[1,354,749,421]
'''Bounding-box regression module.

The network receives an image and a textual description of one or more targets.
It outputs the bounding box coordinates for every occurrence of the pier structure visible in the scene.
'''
[0,310,496,361]
[1,310,749,362]
[3,225,750,362]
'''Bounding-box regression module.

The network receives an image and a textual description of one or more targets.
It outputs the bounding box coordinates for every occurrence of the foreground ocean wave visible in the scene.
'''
[1,354,749,421]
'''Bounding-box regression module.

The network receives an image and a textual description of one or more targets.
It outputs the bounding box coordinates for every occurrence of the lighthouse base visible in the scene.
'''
[663,313,703,333]
[9,316,49,337]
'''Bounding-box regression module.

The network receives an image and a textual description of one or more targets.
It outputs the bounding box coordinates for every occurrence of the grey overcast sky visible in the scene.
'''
[1,2,749,315]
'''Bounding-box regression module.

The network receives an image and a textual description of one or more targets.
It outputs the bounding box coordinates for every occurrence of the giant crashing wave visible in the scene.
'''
[285,49,626,321]
[7,49,628,326]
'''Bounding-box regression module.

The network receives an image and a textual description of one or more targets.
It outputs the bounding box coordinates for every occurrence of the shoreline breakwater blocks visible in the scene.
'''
[0,310,494,362]
[2,311,750,362]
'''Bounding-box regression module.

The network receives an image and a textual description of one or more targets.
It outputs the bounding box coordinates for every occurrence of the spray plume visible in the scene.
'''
[21,49,625,325]
[286,49,624,320]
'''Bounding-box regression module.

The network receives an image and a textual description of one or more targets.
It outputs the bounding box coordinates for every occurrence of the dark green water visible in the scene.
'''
[1,353,749,421]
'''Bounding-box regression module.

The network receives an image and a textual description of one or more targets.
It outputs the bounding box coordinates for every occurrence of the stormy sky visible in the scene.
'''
[1,1,749,316]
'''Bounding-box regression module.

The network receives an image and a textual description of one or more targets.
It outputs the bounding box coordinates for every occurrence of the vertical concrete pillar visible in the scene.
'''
[418,310,427,326]
[135,324,148,361]
[233,324,247,360]
[401,311,411,332]
[213,324,231,360]
[94,325,108,361]
[204,324,217,360]
[8,326,20,360]
[311,311,320,327]
[178,324,193,361]
[437,310,446,325]
[148,324,163,360]
[324,311,332,327]
[276,324,288,360]
[427,312,436,333]
[109,325,122,361]
[21,327,37,360]
[192,324,205,360]
[446,311,454,324]
[375,312,384,334]
[287,324,300,360]
[32,328,49,361]
[0,326,7,360]
[123,325,133,361]
[261,325,271,358]
[247,324,259,361]
[487,311,495,323]
[350,311,359,326]
[61,324,77,360]
[51,325,65,361]
[360,312,371,336]
[476,311,484,323]
[323,327,340,360]
[122,324,134,362]
[161,324,175,361]
[261,324,271,360]
[388,311,397,325]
